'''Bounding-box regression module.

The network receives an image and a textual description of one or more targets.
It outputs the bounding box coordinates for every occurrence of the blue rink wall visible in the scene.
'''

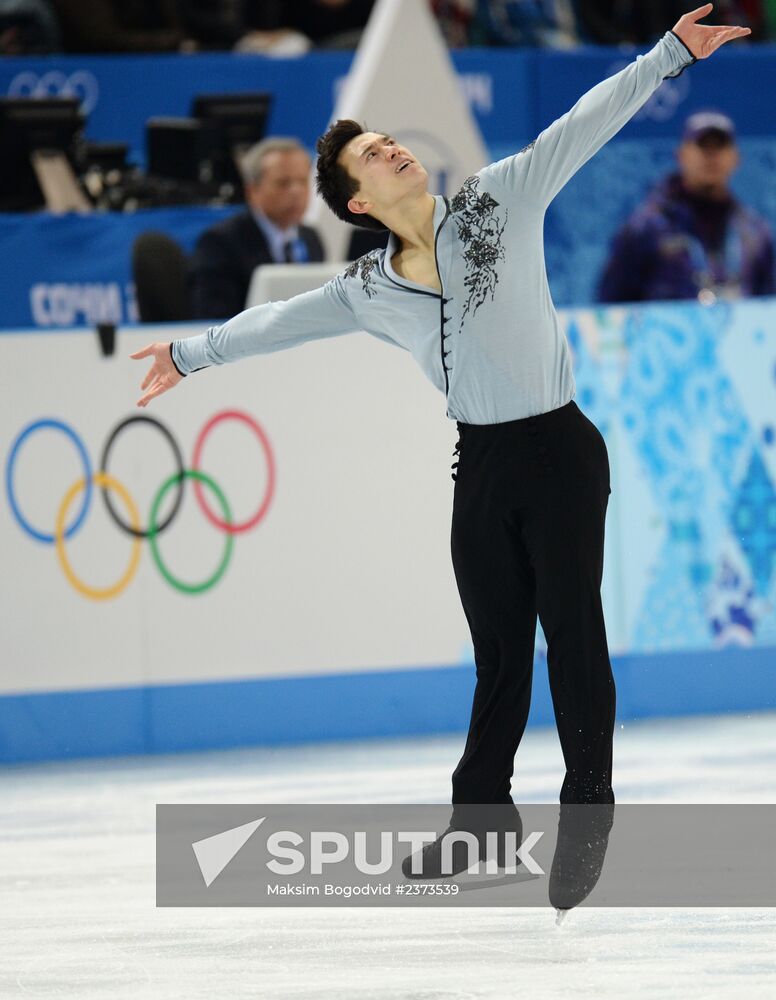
[2,647,776,763]
[2,46,776,329]
[2,299,776,763]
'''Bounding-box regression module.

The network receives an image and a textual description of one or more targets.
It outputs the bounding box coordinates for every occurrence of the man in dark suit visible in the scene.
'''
[189,137,325,319]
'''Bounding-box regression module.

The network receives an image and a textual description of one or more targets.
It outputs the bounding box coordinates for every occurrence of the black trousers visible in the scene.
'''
[450,399,615,810]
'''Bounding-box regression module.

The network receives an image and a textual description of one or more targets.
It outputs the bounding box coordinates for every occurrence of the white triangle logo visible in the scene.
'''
[308,0,489,258]
[192,817,266,888]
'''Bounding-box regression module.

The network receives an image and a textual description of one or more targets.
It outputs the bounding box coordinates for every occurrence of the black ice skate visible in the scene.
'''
[402,808,524,879]
[549,803,614,913]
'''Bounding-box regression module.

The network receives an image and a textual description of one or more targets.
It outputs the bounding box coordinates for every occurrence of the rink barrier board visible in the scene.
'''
[4,46,776,329]
[1,645,774,764]
[1,46,774,169]
[4,306,776,764]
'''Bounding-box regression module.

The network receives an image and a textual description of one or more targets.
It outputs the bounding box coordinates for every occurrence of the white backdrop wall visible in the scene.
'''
[1,325,466,696]
[4,299,776,756]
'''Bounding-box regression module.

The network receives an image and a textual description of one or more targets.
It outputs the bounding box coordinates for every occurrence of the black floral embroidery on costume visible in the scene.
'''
[450,175,508,328]
[344,250,380,299]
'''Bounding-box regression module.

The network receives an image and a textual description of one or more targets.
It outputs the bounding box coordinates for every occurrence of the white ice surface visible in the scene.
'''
[2,712,776,999]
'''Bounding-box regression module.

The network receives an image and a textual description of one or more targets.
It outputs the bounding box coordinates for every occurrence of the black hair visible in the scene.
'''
[315,119,388,232]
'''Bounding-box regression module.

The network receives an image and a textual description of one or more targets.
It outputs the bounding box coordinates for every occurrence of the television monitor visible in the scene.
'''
[146,117,223,185]
[0,97,85,210]
[191,92,272,152]
[191,92,273,187]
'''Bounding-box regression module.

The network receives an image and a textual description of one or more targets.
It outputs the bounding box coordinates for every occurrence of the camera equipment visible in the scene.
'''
[191,91,272,187]
[0,96,89,212]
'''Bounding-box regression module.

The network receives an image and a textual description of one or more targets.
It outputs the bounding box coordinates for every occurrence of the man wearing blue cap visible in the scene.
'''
[598,109,774,304]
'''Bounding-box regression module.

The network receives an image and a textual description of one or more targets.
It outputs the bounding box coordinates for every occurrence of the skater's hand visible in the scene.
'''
[672,4,751,59]
[130,342,183,408]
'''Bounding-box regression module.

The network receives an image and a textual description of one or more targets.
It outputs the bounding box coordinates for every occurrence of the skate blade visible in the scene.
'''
[555,908,569,927]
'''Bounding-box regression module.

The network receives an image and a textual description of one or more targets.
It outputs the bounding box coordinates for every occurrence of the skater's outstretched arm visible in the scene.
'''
[131,274,358,408]
[482,4,750,208]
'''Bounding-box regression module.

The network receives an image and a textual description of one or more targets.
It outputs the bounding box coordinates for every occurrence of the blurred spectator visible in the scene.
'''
[433,0,581,48]
[574,1,762,45]
[52,0,193,52]
[240,0,374,52]
[597,111,775,305]
[285,0,374,46]
[53,0,288,53]
[763,0,776,37]
[573,1,685,45]
[470,0,579,47]
[737,0,767,39]
[189,138,325,320]
[432,0,475,47]
[706,1,765,38]
[183,0,246,49]
[0,0,60,53]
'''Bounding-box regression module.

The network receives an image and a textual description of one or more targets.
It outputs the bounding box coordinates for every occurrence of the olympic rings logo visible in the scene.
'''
[5,411,276,601]
[8,70,100,116]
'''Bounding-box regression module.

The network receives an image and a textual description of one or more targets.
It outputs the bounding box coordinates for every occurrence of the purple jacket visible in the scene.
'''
[597,172,775,303]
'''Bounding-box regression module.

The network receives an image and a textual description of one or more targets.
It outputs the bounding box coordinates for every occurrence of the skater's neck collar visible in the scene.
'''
[384,196,449,297]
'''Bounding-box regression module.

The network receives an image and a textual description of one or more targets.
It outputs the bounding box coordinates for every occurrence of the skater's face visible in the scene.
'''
[338,132,428,223]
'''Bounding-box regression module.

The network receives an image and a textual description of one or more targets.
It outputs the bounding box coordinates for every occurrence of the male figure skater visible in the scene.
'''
[133,6,749,882]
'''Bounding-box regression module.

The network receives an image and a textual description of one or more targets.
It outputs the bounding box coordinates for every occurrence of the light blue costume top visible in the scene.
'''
[173,31,695,425]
